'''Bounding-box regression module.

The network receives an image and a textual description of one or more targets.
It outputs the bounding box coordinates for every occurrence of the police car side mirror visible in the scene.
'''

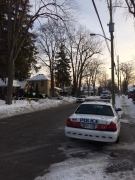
[116,108,122,111]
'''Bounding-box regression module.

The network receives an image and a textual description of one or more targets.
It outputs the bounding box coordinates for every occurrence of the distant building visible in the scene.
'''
[17,81,30,96]
[0,78,28,99]
[27,74,51,96]
[84,86,98,96]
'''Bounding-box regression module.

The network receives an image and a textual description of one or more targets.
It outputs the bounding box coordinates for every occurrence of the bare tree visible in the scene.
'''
[36,20,67,96]
[97,69,108,89]
[104,0,135,17]
[6,0,75,104]
[117,0,135,17]
[83,60,104,96]
[88,59,104,95]
[120,61,135,93]
[66,26,103,96]
[83,63,94,96]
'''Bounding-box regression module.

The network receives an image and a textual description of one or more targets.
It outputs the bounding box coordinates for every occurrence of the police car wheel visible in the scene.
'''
[115,136,120,143]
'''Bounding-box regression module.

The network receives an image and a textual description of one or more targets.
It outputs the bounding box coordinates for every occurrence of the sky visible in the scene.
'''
[0,95,135,179]
[76,0,135,77]
[35,0,135,79]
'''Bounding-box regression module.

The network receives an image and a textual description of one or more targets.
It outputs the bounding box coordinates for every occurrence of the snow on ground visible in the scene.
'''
[1,95,135,180]
[35,95,135,180]
[35,157,135,180]
[0,95,107,119]
[119,95,135,124]
[0,96,76,119]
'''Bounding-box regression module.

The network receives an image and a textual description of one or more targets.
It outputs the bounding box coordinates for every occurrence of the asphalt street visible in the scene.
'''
[0,101,135,180]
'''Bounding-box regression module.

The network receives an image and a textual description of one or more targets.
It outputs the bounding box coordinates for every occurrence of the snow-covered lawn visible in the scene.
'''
[0,95,110,119]
[1,95,135,180]
[0,96,76,119]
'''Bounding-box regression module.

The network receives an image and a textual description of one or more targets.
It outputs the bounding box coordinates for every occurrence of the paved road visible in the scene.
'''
[0,103,79,180]
[0,101,135,180]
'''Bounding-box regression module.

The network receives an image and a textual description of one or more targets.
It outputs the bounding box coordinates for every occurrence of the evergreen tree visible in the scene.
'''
[55,44,71,90]
[0,0,8,80]
[14,32,39,81]
[0,0,40,81]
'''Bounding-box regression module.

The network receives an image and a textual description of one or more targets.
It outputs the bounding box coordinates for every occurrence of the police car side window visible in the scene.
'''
[103,106,114,116]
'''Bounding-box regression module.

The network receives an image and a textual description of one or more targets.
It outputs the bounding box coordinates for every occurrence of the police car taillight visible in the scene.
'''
[107,121,117,131]
[97,121,117,131]
[66,118,81,128]
[66,118,73,127]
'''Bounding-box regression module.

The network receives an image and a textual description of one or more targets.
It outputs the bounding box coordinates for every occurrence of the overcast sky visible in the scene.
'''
[34,0,135,78]
[77,0,135,69]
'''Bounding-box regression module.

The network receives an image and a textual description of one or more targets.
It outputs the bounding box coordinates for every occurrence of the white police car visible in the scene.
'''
[65,101,122,143]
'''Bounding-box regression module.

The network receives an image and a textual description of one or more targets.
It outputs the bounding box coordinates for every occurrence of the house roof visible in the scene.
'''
[0,79,21,87]
[18,81,28,89]
[27,74,51,81]
[0,79,29,89]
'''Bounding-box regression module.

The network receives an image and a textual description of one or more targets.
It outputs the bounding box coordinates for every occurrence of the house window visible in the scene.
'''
[41,81,44,87]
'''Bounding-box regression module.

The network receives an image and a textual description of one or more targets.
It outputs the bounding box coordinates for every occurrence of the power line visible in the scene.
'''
[91,0,111,54]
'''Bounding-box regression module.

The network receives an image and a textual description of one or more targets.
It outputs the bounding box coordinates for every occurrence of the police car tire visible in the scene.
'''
[115,136,120,143]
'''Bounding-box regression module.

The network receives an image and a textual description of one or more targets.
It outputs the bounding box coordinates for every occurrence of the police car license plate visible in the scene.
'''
[83,123,95,129]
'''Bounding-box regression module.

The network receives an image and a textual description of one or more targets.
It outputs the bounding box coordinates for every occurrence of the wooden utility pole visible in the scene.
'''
[117,56,120,96]
[109,0,115,106]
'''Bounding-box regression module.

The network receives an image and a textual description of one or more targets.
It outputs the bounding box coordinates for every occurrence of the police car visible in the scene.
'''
[65,101,122,143]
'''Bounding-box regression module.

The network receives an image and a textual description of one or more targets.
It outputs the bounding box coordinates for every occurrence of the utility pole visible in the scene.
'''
[120,70,122,95]
[117,56,120,96]
[109,0,115,106]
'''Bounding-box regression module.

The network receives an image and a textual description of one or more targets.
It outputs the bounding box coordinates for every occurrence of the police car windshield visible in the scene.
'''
[75,104,114,116]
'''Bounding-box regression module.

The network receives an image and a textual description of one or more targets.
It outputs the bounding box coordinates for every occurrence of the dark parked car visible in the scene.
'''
[128,93,133,99]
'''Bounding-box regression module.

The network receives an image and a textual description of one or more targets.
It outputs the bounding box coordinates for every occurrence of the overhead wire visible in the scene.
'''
[91,0,111,54]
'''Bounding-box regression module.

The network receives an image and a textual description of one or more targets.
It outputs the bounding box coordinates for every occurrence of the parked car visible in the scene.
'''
[101,91,111,99]
[65,101,121,143]
[76,95,88,103]
[128,93,133,99]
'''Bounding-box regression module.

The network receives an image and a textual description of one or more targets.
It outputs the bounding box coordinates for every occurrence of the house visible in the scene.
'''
[84,86,98,96]
[17,81,30,96]
[0,78,30,99]
[27,74,51,96]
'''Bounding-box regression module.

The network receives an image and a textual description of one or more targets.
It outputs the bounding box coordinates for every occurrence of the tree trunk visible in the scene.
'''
[88,78,91,96]
[78,74,82,96]
[6,56,14,104]
[93,82,96,96]
[73,77,77,96]
[51,71,55,96]
[6,0,13,105]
